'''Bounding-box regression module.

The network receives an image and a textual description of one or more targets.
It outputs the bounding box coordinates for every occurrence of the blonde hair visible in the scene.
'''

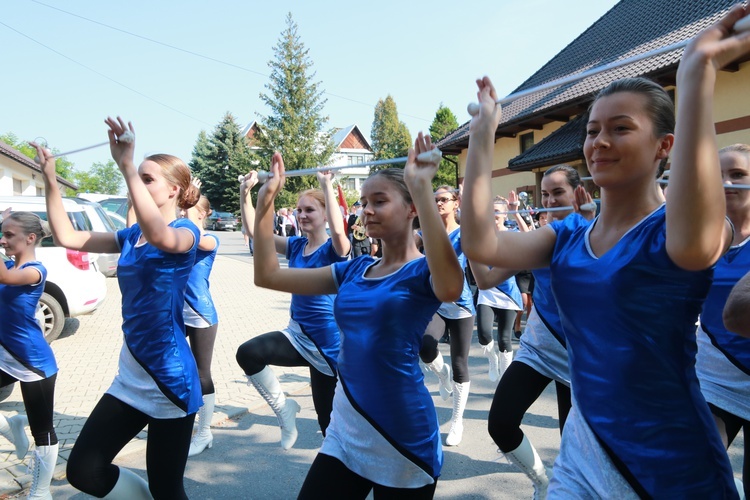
[297,189,325,208]
[719,144,750,156]
[144,154,200,209]
[4,212,51,245]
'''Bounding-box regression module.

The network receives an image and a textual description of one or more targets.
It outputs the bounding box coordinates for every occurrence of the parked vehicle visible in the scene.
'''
[207,211,238,231]
[105,210,127,231]
[77,194,129,219]
[65,198,120,277]
[0,196,107,343]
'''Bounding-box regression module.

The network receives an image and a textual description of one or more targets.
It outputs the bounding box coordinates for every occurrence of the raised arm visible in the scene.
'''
[404,133,463,303]
[724,269,750,337]
[33,143,119,253]
[468,261,518,290]
[105,117,194,254]
[667,7,750,270]
[253,153,337,295]
[317,171,351,257]
[461,77,556,269]
[240,171,287,255]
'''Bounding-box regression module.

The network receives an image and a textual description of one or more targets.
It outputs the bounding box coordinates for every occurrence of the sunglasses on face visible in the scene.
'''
[435,196,456,204]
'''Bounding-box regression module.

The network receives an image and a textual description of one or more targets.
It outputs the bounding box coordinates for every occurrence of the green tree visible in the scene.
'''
[0,132,75,180]
[190,113,253,215]
[370,95,412,171]
[429,104,460,188]
[72,160,123,194]
[254,13,334,208]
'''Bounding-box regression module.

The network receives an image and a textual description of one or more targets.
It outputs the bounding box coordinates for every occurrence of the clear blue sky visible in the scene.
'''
[1,0,618,177]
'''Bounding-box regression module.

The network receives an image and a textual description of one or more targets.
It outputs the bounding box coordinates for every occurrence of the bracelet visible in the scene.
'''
[508,202,520,207]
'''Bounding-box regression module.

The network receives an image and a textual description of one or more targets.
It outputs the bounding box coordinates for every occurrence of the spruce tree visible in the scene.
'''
[190,113,253,214]
[370,95,412,171]
[429,104,460,188]
[255,13,334,208]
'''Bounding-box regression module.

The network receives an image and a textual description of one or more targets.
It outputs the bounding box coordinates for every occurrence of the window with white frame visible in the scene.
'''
[13,178,23,195]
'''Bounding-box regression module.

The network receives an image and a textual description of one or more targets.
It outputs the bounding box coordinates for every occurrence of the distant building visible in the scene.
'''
[438,0,750,204]
[0,141,77,196]
[329,125,373,194]
[241,121,373,195]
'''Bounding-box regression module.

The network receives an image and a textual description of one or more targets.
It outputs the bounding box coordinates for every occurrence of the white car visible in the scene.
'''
[0,196,107,343]
[65,197,120,277]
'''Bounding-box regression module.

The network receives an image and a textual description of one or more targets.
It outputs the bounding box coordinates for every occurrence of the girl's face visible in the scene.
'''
[584,92,671,188]
[360,176,414,239]
[721,151,750,215]
[138,160,178,208]
[435,188,458,219]
[296,195,325,232]
[493,202,508,230]
[541,171,576,220]
[0,219,35,259]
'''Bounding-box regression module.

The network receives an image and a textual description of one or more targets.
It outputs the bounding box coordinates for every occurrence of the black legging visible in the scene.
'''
[186,323,218,395]
[67,394,195,499]
[476,305,516,352]
[708,403,750,497]
[420,314,474,383]
[298,452,438,499]
[236,331,337,434]
[0,370,57,446]
[488,360,571,452]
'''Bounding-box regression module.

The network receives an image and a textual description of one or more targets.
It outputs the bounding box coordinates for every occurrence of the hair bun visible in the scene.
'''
[179,183,201,210]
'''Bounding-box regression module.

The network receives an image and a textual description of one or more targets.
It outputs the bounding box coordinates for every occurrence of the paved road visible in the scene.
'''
[0,229,744,498]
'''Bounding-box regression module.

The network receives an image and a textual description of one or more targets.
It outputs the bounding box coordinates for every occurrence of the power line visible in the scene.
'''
[0,20,213,127]
[29,0,431,123]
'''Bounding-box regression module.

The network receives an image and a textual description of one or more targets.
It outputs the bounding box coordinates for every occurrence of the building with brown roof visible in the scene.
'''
[0,141,77,196]
[437,0,750,204]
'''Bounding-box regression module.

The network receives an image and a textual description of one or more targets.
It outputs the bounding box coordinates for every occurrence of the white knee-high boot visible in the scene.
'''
[103,466,152,499]
[0,414,29,460]
[27,443,58,500]
[445,381,470,446]
[504,434,550,500]
[247,367,300,450]
[483,341,501,382]
[188,393,215,457]
[499,350,514,380]
[425,352,453,400]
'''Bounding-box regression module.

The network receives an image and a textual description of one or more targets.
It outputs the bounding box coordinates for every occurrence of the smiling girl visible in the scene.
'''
[238,169,350,449]
[0,210,58,499]
[460,7,750,496]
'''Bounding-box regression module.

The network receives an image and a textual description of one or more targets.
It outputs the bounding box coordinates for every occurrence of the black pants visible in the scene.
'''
[0,370,57,446]
[236,330,337,434]
[186,323,218,395]
[420,314,474,383]
[298,453,437,499]
[67,394,195,499]
[477,305,516,352]
[488,361,571,452]
[709,403,750,497]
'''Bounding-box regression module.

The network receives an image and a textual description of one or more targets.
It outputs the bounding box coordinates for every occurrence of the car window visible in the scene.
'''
[92,205,116,232]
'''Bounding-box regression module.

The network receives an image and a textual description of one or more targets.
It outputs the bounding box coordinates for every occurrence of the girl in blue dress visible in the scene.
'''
[253,134,463,498]
[696,144,750,497]
[237,169,350,449]
[487,166,592,498]
[460,8,750,497]
[35,117,202,499]
[183,194,221,457]
[0,210,58,499]
[418,185,476,447]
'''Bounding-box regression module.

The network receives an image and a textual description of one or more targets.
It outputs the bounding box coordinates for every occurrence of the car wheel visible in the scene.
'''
[37,292,65,344]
